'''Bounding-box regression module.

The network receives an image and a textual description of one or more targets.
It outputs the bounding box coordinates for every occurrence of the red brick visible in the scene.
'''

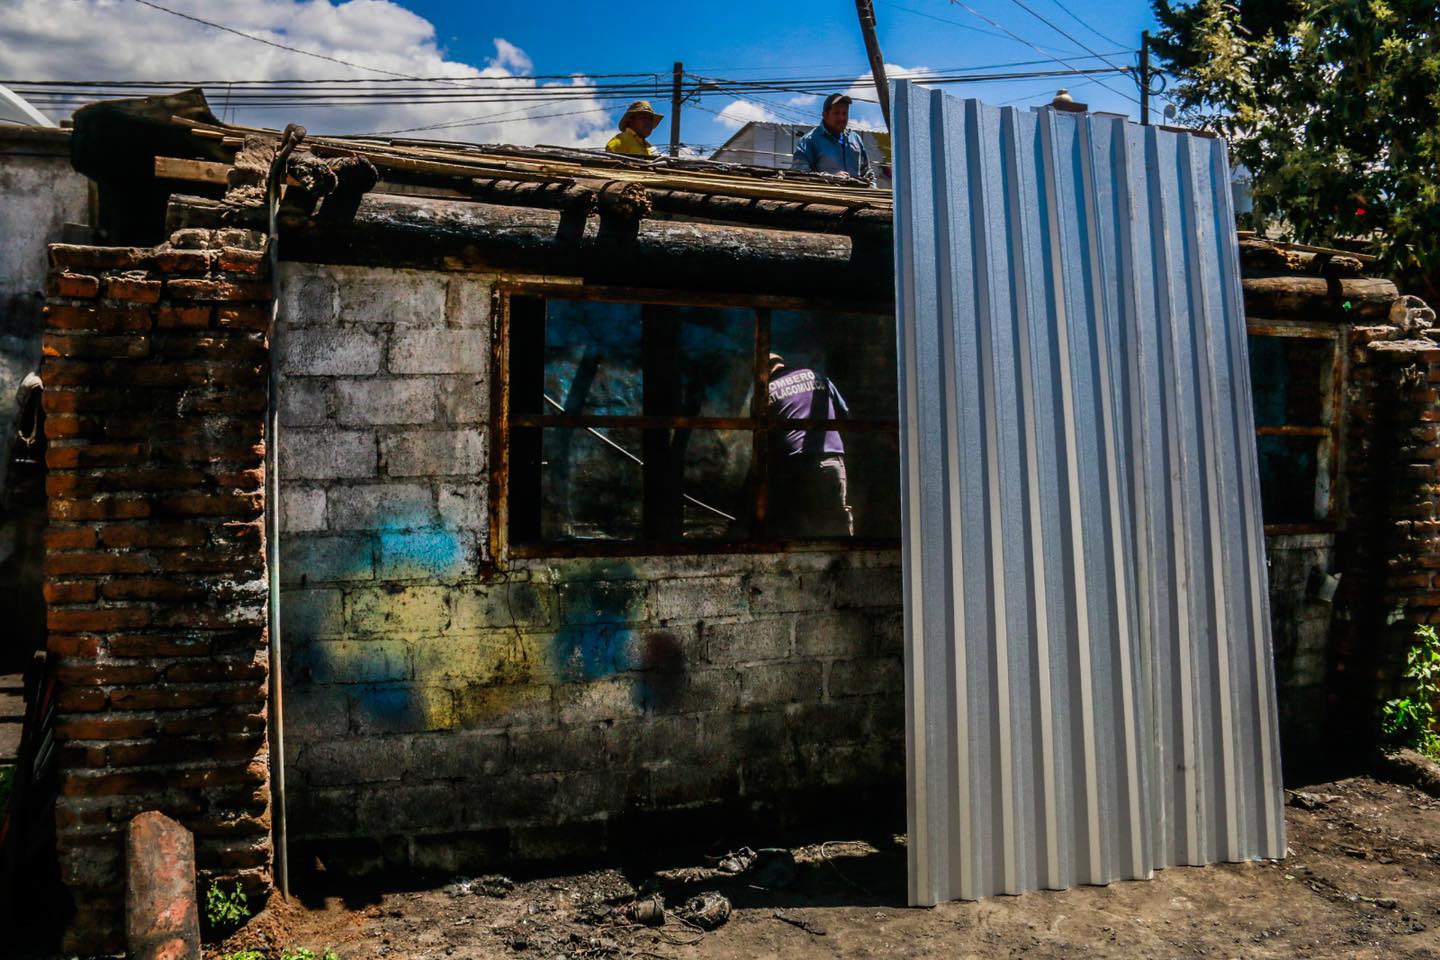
[151,606,262,630]
[97,523,209,549]
[45,581,100,604]
[213,467,265,489]
[166,279,273,302]
[46,443,143,469]
[105,634,214,658]
[177,762,267,789]
[44,552,151,576]
[110,683,266,711]
[58,687,108,712]
[155,305,212,329]
[46,526,98,550]
[61,769,167,797]
[44,303,150,332]
[217,247,266,273]
[53,661,163,686]
[155,493,262,517]
[47,633,102,657]
[95,467,207,494]
[109,734,264,768]
[164,658,267,684]
[46,473,98,498]
[215,304,271,331]
[50,498,151,521]
[48,607,152,632]
[50,244,155,271]
[99,579,207,603]
[104,277,162,303]
[44,333,150,360]
[45,414,96,438]
[55,272,101,298]
[153,248,214,273]
[157,710,266,737]
[55,715,158,741]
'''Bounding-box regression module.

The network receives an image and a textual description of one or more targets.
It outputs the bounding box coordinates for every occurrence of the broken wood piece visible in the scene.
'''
[154,156,231,186]
[126,811,201,960]
[774,909,827,936]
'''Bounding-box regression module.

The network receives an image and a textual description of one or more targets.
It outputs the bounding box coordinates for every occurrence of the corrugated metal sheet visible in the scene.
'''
[892,81,1285,906]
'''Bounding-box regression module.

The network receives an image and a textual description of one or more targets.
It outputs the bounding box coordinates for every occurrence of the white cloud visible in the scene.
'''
[711,99,782,130]
[0,0,627,147]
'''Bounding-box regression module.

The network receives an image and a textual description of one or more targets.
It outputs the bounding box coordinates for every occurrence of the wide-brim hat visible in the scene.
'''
[620,100,664,130]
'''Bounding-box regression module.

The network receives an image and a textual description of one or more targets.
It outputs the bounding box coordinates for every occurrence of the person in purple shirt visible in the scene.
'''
[767,353,854,537]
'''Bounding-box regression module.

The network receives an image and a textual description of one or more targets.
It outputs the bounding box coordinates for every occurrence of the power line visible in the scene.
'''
[946,0,1141,106]
[1042,0,1129,50]
[128,0,422,80]
[1002,0,1135,81]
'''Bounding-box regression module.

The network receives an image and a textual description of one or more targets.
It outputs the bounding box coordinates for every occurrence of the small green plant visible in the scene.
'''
[222,952,265,960]
[204,880,250,933]
[280,950,339,960]
[1382,624,1440,759]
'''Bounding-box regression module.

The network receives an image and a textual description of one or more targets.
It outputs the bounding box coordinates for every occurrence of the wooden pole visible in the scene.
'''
[670,61,684,158]
[855,0,892,132]
[1140,30,1151,126]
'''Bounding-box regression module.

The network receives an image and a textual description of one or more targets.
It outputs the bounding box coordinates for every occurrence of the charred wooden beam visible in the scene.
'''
[1241,275,1399,322]
[166,192,894,302]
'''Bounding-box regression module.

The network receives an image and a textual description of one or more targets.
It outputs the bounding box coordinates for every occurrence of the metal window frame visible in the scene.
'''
[488,280,901,561]
[1245,320,1346,536]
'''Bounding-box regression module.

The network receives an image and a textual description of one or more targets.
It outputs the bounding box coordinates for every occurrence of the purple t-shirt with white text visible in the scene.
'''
[768,367,849,456]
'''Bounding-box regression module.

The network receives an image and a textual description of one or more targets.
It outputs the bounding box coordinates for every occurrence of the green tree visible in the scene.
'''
[1152,0,1440,300]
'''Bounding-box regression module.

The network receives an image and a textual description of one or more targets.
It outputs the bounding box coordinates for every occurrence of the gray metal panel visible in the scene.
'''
[893,81,1285,907]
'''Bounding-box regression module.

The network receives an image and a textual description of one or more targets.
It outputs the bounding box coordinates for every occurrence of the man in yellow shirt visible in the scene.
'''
[606,100,664,157]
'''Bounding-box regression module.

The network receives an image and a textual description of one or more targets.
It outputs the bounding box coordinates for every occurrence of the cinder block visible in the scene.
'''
[356,782,461,833]
[278,378,332,427]
[445,276,492,328]
[557,579,646,625]
[280,486,327,533]
[299,639,411,684]
[294,737,407,784]
[328,482,436,531]
[335,377,436,426]
[683,667,741,712]
[389,329,491,374]
[349,585,451,637]
[349,683,453,735]
[280,587,345,641]
[279,327,382,376]
[282,685,351,740]
[279,533,375,584]
[794,612,870,658]
[381,429,485,477]
[280,429,376,480]
[556,676,644,726]
[436,375,488,424]
[704,618,792,663]
[649,575,748,623]
[744,571,815,615]
[438,482,488,531]
[738,660,823,707]
[338,271,446,326]
[278,265,338,325]
[409,730,508,780]
[834,564,903,607]
[605,714,704,767]
[508,725,609,774]
[412,633,517,683]
[828,657,904,698]
[449,581,555,631]
[375,527,476,580]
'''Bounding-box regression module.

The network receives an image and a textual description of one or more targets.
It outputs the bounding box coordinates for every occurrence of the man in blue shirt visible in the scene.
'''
[791,93,876,186]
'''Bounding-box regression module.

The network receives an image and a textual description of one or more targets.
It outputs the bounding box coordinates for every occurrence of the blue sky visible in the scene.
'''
[2,0,1161,151]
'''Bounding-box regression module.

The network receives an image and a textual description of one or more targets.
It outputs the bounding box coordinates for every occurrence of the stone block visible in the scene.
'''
[348,585,451,637]
[280,429,376,480]
[682,667,741,712]
[280,486,326,533]
[436,375,488,424]
[649,575,748,623]
[278,264,338,324]
[389,328,491,374]
[278,378,332,427]
[412,633,515,682]
[738,660,823,707]
[833,564,903,608]
[282,686,351,740]
[295,737,407,785]
[448,581,555,631]
[408,730,508,780]
[279,326,382,376]
[280,588,345,641]
[794,612,871,658]
[446,275,493,328]
[356,782,461,834]
[349,684,452,735]
[375,527,476,580]
[335,377,436,426]
[381,429,485,477]
[508,724,609,774]
[704,618,792,663]
[557,578,647,625]
[828,657,904,698]
[279,533,374,584]
[125,812,200,960]
[327,482,436,531]
[338,270,446,326]
[299,640,411,684]
[556,676,645,726]
[438,482,488,530]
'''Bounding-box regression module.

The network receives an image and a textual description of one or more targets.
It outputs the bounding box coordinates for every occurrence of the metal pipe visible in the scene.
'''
[264,123,305,900]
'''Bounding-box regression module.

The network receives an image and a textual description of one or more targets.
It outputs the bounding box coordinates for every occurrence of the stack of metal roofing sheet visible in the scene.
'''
[891,80,1285,906]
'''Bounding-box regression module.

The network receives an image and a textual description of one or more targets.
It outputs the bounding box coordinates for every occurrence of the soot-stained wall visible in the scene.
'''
[275,262,905,871]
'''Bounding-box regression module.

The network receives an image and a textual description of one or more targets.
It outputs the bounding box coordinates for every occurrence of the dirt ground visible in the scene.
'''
[216,772,1440,960]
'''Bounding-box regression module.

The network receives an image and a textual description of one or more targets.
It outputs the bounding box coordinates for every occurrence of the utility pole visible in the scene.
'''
[1139,30,1151,126]
[669,61,683,158]
[854,0,891,132]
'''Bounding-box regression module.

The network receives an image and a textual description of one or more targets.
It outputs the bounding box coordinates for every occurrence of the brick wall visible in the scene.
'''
[41,229,274,953]
[276,263,905,872]
[1329,326,1440,754]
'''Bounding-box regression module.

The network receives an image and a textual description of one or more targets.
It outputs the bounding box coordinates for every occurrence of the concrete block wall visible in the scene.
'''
[275,263,905,872]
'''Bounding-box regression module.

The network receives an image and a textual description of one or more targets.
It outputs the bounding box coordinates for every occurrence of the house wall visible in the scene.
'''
[275,262,906,872]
